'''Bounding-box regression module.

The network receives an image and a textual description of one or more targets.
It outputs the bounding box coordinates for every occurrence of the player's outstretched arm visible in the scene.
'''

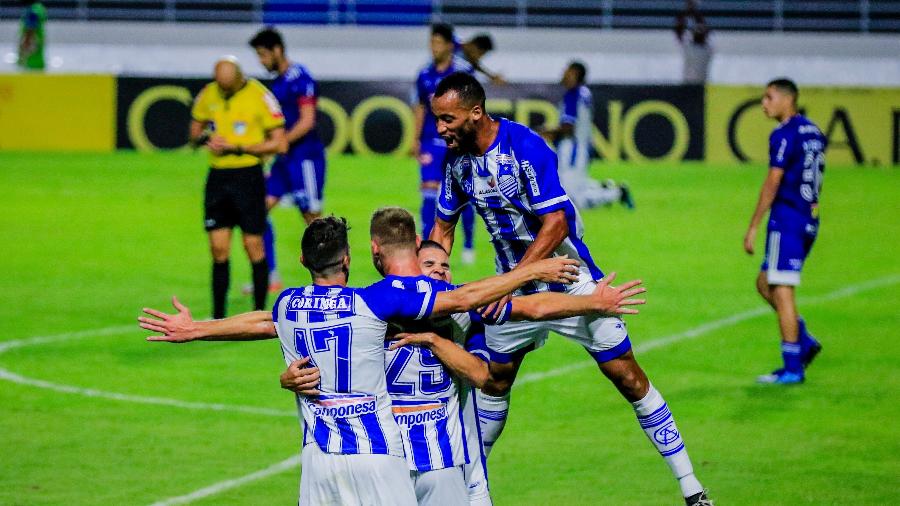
[744,168,784,255]
[390,333,490,388]
[432,256,580,316]
[139,297,276,343]
[506,272,646,321]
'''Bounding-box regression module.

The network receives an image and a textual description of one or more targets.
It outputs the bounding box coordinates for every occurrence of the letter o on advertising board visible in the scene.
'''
[317,96,350,155]
[127,85,192,152]
[621,100,690,162]
[350,96,414,156]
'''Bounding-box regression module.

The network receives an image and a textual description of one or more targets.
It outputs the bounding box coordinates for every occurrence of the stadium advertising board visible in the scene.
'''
[0,74,115,151]
[706,85,900,166]
[116,77,704,161]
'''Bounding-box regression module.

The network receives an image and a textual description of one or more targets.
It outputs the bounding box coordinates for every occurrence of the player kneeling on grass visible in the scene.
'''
[744,78,826,385]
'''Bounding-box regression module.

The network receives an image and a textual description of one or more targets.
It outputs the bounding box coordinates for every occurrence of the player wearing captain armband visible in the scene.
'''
[744,78,826,386]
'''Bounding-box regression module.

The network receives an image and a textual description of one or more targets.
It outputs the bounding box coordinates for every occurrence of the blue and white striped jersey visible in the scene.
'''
[557,85,594,171]
[378,275,510,472]
[437,118,604,294]
[272,284,436,458]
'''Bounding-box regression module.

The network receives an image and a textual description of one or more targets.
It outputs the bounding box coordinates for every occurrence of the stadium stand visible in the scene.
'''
[0,0,898,32]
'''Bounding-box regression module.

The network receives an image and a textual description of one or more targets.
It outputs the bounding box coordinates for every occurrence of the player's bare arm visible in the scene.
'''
[139,297,275,342]
[389,331,492,388]
[286,103,317,144]
[517,209,569,267]
[429,216,458,254]
[508,272,646,320]
[279,357,321,396]
[431,256,580,316]
[744,168,784,255]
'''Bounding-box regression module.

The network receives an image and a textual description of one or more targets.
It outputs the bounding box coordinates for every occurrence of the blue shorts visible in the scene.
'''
[761,217,818,286]
[266,151,326,213]
[419,142,447,184]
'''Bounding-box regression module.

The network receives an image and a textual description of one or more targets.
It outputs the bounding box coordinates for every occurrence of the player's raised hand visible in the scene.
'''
[479,294,511,322]
[591,272,647,315]
[388,332,437,350]
[527,255,581,284]
[280,357,321,396]
[139,296,200,343]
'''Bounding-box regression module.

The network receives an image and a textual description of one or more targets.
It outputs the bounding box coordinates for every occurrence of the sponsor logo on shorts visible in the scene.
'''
[392,402,448,426]
[308,393,377,418]
[288,294,354,312]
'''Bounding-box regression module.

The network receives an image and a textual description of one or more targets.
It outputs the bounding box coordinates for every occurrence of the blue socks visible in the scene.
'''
[462,203,475,250]
[781,341,804,374]
[263,219,276,273]
[421,189,438,239]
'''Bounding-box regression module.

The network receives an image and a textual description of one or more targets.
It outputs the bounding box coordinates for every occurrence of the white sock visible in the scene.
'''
[475,389,510,458]
[632,384,703,498]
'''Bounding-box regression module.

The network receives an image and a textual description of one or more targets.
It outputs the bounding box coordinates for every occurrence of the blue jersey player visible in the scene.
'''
[250,28,327,291]
[413,24,477,264]
[744,78,825,385]
[428,72,713,506]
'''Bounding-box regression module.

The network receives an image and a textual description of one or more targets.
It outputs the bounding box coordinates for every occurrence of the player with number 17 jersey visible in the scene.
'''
[272,283,437,505]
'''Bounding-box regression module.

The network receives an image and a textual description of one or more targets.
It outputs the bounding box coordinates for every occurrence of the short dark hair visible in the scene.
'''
[470,34,494,53]
[434,72,486,109]
[767,78,799,101]
[431,23,455,43]
[249,27,284,51]
[418,239,448,255]
[569,60,587,84]
[301,216,349,277]
[370,207,417,249]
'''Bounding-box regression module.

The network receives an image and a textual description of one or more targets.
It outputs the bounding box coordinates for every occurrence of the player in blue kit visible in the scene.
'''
[744,78,825,385]
[250,28,327,291]
[413,23,477,264]
[428,72,712,506]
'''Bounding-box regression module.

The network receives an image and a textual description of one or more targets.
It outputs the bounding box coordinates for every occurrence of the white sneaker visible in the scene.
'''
[461,248,476,265]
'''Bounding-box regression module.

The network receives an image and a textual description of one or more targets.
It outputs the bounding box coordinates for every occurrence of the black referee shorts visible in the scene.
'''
[204,165,267,235]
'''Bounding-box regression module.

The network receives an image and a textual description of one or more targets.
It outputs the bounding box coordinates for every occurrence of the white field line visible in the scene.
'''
[146,455,302,506]
[514,273,900,387]
[0,274,896,505]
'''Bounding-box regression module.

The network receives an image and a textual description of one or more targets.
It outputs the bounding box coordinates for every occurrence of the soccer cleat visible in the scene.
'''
[756,369,804,385]
[802,341,822,368]
[619,182,635,210]
[461,248,476,265]
[685,490,714,506]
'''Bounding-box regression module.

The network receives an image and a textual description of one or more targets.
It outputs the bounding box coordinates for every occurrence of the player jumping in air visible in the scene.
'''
[249,27,327,293]
[744,78,825,385]
[428,72,712,506]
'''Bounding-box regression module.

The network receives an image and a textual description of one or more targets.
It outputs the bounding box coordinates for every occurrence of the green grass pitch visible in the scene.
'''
[0,151,898,505]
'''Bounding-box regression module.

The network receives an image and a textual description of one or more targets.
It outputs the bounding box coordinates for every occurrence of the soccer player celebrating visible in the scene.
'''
[249,27,327,292]
[744,78,825,385]
[413,23,478,264]
[190,57,288,318]
[428,72,712,505]
[541,61,633,210]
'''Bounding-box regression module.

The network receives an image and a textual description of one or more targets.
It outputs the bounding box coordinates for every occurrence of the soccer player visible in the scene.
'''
[249,27,327,292]
[17,0,46,71]
[189,57,287,318]
[541,61,633,210]
[428,72,712,506]
[413,23,477,264]
[455,33,505,85]
[743,78,825,385]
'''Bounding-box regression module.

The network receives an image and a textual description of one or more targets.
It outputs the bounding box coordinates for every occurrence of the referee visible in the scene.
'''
[190,56,288,318]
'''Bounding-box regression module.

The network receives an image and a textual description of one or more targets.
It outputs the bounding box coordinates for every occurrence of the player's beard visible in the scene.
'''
[452,120,479,153]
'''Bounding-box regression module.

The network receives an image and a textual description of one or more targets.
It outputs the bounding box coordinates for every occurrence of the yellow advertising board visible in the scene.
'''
[706,85,900,166]
[0,74,115,151]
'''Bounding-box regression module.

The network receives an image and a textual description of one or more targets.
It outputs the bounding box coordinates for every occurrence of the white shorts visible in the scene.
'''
[410,465,469,506]
[486,279,631,361]
[299,443,416,506]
